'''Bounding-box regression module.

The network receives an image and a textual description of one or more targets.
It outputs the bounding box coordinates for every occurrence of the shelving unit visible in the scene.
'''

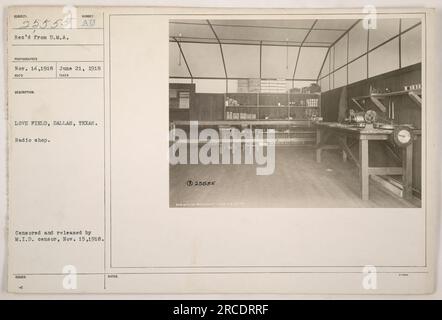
[351,89,421,113]
[169,86,321,146]
[224,92,320,121]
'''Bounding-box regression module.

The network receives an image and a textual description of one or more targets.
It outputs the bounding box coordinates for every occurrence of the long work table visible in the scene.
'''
[170,120,316,145]
[314,121,420,201]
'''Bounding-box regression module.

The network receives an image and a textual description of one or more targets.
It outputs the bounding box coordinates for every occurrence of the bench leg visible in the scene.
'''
[402,144,413,200]
[359,139,369,200]
[316,128,322,163]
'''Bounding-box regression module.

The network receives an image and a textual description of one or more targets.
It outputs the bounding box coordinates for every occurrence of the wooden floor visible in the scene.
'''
[169,147,419,208]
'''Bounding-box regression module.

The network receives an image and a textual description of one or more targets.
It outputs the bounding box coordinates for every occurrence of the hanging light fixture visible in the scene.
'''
[178,33,182,66]
[286,38,289,70]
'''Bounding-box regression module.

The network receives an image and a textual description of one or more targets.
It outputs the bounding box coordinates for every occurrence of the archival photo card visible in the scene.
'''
[6,6,438,294]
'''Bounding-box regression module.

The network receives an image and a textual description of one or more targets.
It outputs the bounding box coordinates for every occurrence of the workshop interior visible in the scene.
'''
[168,18,422,208]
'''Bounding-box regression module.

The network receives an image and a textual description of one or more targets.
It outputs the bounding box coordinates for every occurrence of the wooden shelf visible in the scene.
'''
[351,89,422,112]
[288,106,319,108]
[226,105,259,108]
[171,120,312,126]
[352,89,421,100]
[224,92,321,121]
[226,105,318,108]
[289,92,321,96]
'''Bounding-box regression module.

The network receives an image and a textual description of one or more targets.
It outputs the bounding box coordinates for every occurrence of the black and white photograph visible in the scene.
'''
[4,4,439,297]
[169,18,423,208]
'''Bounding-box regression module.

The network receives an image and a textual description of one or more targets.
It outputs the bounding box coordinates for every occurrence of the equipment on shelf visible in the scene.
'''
[344,109,382,129]
[345,109,366,128]
[364,110,377,129]
[364,110,377,123]
[343,108,416,143]
[225,97,240,107]
[301,83,321,94]
[404,83,422,91]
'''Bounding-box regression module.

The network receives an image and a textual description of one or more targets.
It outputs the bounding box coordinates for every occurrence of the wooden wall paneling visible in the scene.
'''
[227,93,258,106]
[192,93,225,121]
[321,88,341,122]
[169,83,195,121]
[170,109,190,121]
[337,86,348,122]
[259,93,289,106]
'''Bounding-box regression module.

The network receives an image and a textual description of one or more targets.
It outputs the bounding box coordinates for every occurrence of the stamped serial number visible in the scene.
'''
[186,180,216,187]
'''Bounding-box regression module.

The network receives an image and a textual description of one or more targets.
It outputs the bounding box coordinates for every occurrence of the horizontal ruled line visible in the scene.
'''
[12,77,104,80]
[12,271,430,276]
[12,60,104,63]
[11,44,104,47]
[12,27,103,30]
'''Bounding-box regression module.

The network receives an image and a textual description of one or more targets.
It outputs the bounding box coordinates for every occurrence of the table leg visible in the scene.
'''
[359,139,369,200]
[316,128,322,163]
[342,136,348,162]
[402,143,413,200]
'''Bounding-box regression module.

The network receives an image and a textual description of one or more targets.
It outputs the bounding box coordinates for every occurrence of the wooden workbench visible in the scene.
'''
[170,120,316,145]
[314,121,417,201]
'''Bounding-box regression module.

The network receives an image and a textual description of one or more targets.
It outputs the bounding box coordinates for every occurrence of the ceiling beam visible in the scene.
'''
[207,20,228,79]
[169,38,330,48]
[172,37,193,79]
[316,46,331,81]
[170,76,318,81]
[170,21,348,32]
[259,41,262,79]
[168,37,331,48]
[292,19,318,82]
[316,19,360,81]
[317,21,421,81]
[328,19,361,49]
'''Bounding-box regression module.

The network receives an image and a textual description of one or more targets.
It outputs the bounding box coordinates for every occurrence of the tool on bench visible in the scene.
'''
[363,110,377,129]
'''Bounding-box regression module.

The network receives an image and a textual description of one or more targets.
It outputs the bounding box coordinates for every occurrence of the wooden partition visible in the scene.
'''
[169,83,195,121]
[191,93,225,121]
